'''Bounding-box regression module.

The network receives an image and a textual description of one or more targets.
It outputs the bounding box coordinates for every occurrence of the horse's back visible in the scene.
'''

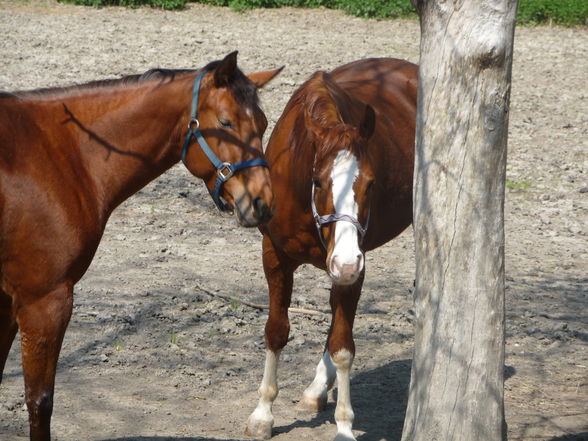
[330,57,417,107]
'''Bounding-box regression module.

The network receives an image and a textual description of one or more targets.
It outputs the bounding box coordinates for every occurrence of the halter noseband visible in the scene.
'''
[311,181,368,249]
[181,72,269,212]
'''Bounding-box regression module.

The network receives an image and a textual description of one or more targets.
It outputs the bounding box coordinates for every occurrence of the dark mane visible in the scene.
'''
[0,68,198,100]
[0,60,258,106]
[287,71,366,196]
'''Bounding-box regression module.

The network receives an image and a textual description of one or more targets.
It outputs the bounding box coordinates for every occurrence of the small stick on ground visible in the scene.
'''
[193,283,327,316]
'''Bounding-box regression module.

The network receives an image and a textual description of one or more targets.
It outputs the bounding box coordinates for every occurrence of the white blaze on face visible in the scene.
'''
[329,150,364,284]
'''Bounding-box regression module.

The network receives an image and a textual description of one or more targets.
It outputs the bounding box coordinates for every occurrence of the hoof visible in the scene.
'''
[245,414,273,440]
[334,432,356,441]
[297,392,327,413]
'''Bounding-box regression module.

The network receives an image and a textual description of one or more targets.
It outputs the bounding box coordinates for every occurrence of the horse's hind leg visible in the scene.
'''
[305,274,364,441]
[0,290,18,381]
[298,347,336,412]
[17,282,73,441]
[245,236,297,440]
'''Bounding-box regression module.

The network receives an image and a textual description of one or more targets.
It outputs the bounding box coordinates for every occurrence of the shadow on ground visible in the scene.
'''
[98,432,588,441]
[100,359,413,441]
[548,434,588,441]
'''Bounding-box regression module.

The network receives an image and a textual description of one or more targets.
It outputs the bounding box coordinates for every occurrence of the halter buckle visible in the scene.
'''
[217,163,235,182]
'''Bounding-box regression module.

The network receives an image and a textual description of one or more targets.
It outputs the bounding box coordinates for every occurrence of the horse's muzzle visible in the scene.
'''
[253,196,274,224]
[328,252,364,285]
[235,195,274,227]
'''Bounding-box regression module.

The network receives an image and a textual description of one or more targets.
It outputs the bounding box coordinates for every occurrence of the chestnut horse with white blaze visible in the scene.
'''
[245,57,417,441]
[0,51,281,441]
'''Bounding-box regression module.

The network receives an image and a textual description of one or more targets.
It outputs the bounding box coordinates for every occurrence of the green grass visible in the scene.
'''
[506,179,533,191]
[195,0,416,17]
[57,0,587,26]
[518,0,587,25]
[58,0,187,9]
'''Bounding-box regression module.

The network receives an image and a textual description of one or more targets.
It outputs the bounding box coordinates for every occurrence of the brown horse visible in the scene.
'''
[0,51,281,441]
[245,58,417,441]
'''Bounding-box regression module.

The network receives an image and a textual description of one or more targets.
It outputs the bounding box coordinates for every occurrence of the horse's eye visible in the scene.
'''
[219,118,233,129]
[367,179,375,190]
[313,179,322,189]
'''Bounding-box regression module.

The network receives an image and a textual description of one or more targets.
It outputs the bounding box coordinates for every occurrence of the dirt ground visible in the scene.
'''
[0,2,586,441]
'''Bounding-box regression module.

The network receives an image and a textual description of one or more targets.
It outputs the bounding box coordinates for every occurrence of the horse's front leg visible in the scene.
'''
[245,235,297,440]
[16,282,74,441]
[307,273,364,441]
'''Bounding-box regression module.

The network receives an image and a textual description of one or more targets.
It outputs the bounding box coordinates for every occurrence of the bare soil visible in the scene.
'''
[0,2,586,441]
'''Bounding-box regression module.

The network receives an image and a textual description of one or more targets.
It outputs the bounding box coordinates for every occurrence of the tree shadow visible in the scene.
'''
[98,432,588,441]
[506,275,588,343]
[92,360,516,441]
[92,360,411,441]
[547,433,588,441]
[352,359,412,441]
[99,438,241,441]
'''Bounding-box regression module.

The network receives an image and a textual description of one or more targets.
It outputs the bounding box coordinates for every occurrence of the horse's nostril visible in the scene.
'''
[254,197,273,223]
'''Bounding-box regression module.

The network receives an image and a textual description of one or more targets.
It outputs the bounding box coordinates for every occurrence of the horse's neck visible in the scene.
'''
[64,78,193,214]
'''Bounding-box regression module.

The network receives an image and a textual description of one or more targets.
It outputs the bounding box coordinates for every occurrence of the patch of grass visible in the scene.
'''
[197,0,416,18]
[518,0,588,26]
[506,179,533,191]
[332,0,415,19]
[195,0,586,24]
[59,0,188,10]
[170,331,178,344]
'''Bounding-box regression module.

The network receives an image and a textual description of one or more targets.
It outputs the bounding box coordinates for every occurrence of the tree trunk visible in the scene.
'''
[401,1,518,441]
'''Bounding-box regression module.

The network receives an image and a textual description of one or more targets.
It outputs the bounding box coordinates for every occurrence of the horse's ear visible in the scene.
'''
[247,66,284,88]
[214,51,238,87]
[359,104,376,140]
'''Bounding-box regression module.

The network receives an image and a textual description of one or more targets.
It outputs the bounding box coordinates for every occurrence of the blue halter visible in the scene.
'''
[181,72,269,212]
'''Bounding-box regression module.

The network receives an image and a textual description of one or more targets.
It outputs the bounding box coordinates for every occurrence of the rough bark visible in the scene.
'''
[401,1,518,441]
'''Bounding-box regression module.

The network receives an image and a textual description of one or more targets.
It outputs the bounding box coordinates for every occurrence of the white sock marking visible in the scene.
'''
[331,349,356,440]
[302,351,337,405]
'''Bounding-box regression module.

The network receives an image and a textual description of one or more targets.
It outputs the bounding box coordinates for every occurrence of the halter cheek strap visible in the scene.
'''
[181,72,269,212]
[311,182,368,249]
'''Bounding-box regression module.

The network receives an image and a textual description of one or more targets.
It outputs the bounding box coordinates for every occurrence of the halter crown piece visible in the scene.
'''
[181,72,269,212]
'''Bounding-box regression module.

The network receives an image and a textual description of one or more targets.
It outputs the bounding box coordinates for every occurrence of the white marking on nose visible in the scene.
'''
[329,151,363,282]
